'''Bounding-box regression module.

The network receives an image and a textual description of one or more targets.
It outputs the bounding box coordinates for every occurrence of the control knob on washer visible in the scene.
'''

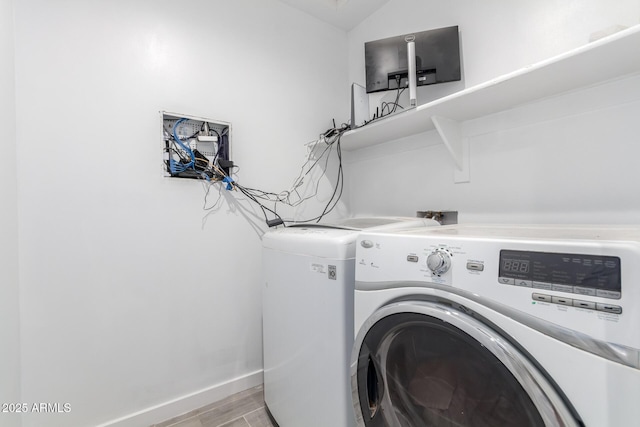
[426,249,451,275]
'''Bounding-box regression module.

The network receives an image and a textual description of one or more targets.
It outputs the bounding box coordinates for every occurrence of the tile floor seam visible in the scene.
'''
[241,406,265,427]
[166,406,216,427]
[242,406,265,418]
[164,412,200,427]
[154,386,271,427]
[156,404,214,427]
[215,413,246,427]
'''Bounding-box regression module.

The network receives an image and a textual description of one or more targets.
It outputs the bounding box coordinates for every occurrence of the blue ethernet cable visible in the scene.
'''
[172,118,195,171]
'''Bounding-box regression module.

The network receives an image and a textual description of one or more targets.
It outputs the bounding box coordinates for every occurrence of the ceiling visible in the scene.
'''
[277,0,392,31]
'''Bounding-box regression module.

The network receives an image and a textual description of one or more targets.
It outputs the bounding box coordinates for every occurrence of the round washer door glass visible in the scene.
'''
[353,302,579,427]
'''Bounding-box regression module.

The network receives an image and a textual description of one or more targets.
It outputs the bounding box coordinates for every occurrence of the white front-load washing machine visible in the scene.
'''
[262,217,440,427]
[351,224,640,427]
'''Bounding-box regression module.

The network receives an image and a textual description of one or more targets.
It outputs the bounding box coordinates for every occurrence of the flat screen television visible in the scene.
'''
[365,25,461,94]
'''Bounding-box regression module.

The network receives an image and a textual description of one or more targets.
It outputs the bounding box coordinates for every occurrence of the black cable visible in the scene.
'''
[235,183,286,227]
[201,122,348,228]
[278,133,344,225]
[315,135,344,222]
[213,127,229,167]
[380,86,406,117]
[238,138,335,209]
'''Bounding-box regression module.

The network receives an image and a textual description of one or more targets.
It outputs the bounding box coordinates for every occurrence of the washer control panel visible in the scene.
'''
[354,225,640,349]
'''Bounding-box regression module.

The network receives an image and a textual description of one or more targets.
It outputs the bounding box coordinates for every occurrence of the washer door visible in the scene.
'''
[351,301,581,427]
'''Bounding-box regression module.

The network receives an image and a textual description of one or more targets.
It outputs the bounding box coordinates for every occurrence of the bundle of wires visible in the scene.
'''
[237,123,347,227]
[380,86,406,117]
[166,116,348,228]
[201,122,348,228]
[199,82,406,227]
[235,83,408,226]
[168,118,195,173]
[165,118,227,183]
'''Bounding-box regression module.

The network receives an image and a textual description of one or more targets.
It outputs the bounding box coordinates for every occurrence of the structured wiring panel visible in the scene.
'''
[162,111,232,181]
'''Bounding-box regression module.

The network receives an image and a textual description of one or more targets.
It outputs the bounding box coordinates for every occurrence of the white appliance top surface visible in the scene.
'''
[263,216,439,258]
[382,224,640,242]
[313,216,438,230]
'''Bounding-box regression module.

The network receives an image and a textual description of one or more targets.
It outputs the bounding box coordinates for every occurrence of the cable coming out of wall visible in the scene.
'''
[163,112,348,228]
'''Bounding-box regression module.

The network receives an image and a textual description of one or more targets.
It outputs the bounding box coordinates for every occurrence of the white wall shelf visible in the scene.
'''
[341,25,640,182]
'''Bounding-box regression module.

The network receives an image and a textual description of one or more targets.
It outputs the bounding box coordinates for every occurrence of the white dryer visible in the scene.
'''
[352,224,640,427]
[262,217,439,427]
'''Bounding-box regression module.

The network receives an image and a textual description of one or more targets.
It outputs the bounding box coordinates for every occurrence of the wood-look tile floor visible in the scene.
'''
[152,385,277,427]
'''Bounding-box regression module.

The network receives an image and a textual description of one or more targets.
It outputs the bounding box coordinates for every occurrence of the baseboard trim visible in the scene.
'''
[96,370,263,427]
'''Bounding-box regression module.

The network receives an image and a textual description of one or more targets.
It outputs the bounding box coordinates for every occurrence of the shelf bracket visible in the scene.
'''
[431,115,470,183]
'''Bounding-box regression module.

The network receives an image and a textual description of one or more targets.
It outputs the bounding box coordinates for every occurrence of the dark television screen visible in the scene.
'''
[365,25,461,94]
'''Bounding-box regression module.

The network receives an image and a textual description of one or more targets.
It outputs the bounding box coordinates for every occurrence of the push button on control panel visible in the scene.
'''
[573,300,596,310]
[552,284,574,293]
[574,287,597,296]
[532,293,552,303]
[596,290,622,300]
[515,279,533,287]
[552,296,573,306]
[466,262,484,271]
[596,303,623,314]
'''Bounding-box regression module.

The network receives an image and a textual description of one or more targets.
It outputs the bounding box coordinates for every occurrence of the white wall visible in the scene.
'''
[345,0,640,223]
[13,1,348,426]
[0,0,21,426]
[10,1,639,426]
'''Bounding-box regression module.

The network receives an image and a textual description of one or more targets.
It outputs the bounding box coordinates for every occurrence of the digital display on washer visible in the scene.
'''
[499,250,621,294]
